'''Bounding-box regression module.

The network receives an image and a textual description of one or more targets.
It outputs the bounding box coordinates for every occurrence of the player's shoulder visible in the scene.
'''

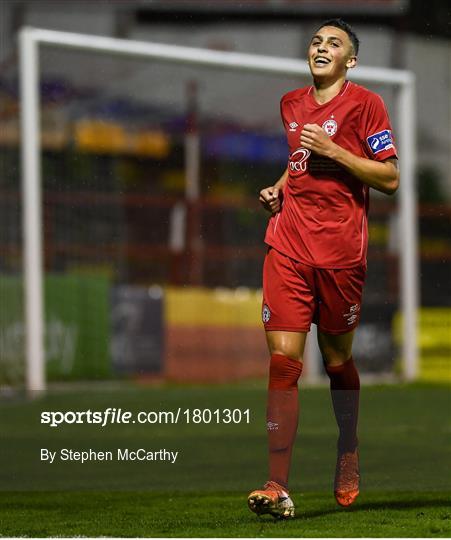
[348,82,386,108]
[280,86,311,104]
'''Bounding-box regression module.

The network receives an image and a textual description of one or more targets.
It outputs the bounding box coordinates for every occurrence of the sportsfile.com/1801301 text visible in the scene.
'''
[40,408,251,428]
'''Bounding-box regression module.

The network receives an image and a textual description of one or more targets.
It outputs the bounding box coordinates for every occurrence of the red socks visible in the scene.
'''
[267,354,303,489]
[325,357,360,453]
[266,355,358,488]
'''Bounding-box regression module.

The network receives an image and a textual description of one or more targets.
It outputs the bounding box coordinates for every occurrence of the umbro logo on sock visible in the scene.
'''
[267,421,279,431]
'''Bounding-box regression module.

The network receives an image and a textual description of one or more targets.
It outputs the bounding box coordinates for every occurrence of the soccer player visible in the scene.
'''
[247,18,399,518]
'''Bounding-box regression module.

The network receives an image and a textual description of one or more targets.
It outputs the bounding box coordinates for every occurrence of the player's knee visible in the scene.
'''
[270,345,303,363]
[321,350,350,367]
[268,353,303,390]
[318,340,352,367]
[266,331,305,362]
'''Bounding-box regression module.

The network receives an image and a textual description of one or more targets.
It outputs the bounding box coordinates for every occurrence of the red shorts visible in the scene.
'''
[262,247,366,335]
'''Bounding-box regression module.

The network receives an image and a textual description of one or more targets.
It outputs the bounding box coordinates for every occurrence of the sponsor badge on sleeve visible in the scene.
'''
[367,129,394,154]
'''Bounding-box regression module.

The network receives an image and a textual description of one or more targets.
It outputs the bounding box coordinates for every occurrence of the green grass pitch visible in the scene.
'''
[0,382,450,537]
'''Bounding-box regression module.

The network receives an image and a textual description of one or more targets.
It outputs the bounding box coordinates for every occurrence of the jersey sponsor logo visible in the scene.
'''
[322,118,338,136]
[288,148,311,176]
[289,121,299,132]
[262,304,271,323]
[343,303,360,326]
[367,129,394,154]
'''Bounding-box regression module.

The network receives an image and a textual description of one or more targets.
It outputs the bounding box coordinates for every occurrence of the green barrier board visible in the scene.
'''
[0,274,110,382]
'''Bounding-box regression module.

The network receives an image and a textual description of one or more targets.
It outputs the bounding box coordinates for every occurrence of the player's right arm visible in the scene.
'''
[259,167,288,214]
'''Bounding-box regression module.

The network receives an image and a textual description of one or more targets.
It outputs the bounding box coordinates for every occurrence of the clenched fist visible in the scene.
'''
[300,123,336,157]
[259,186,283,214]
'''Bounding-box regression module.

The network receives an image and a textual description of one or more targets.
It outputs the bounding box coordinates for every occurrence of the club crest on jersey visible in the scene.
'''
[367,129,394,154]
[322,118,338,136]
[262,304,271,323]
[289,121,299,132]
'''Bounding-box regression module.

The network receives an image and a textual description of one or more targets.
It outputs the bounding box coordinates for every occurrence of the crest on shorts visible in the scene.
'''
[322,118,338,136]
[262,304,271,323]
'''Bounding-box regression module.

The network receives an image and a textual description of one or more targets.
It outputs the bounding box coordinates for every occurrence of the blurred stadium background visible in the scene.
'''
[0,0,450,389]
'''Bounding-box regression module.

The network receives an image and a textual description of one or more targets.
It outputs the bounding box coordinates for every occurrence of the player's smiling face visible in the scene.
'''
[307,26,357,81]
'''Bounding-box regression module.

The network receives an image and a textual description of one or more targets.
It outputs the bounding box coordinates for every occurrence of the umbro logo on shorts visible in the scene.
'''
[343,304,360,325]
[289,122,299,132]
[262,304,271,323]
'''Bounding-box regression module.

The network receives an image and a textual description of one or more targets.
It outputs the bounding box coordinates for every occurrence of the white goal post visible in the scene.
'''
[19,27,418,392]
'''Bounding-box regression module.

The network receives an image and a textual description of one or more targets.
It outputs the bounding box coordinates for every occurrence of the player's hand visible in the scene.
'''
[300,123,336,157]
[259,186,283,214]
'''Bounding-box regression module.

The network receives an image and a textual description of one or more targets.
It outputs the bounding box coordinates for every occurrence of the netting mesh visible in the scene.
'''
[0,85,24,385]
[0,43,408,385]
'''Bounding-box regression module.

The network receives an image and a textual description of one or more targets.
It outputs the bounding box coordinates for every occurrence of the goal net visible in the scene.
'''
[0,28,418,392]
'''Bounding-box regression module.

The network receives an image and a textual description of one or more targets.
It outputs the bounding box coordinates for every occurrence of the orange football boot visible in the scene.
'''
[247,480,295,519]
[334,449,360,507]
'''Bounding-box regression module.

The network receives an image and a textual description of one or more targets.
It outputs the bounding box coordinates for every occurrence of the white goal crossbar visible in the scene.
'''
[19,27,418,392]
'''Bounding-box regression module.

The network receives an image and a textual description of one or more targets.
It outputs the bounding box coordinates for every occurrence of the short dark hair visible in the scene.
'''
[316,18,359,55]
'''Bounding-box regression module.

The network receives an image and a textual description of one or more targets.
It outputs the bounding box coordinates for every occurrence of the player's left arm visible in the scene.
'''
[300,124,399,195]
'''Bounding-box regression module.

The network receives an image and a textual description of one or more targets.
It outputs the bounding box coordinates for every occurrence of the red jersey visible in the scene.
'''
[264,80,398,268]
